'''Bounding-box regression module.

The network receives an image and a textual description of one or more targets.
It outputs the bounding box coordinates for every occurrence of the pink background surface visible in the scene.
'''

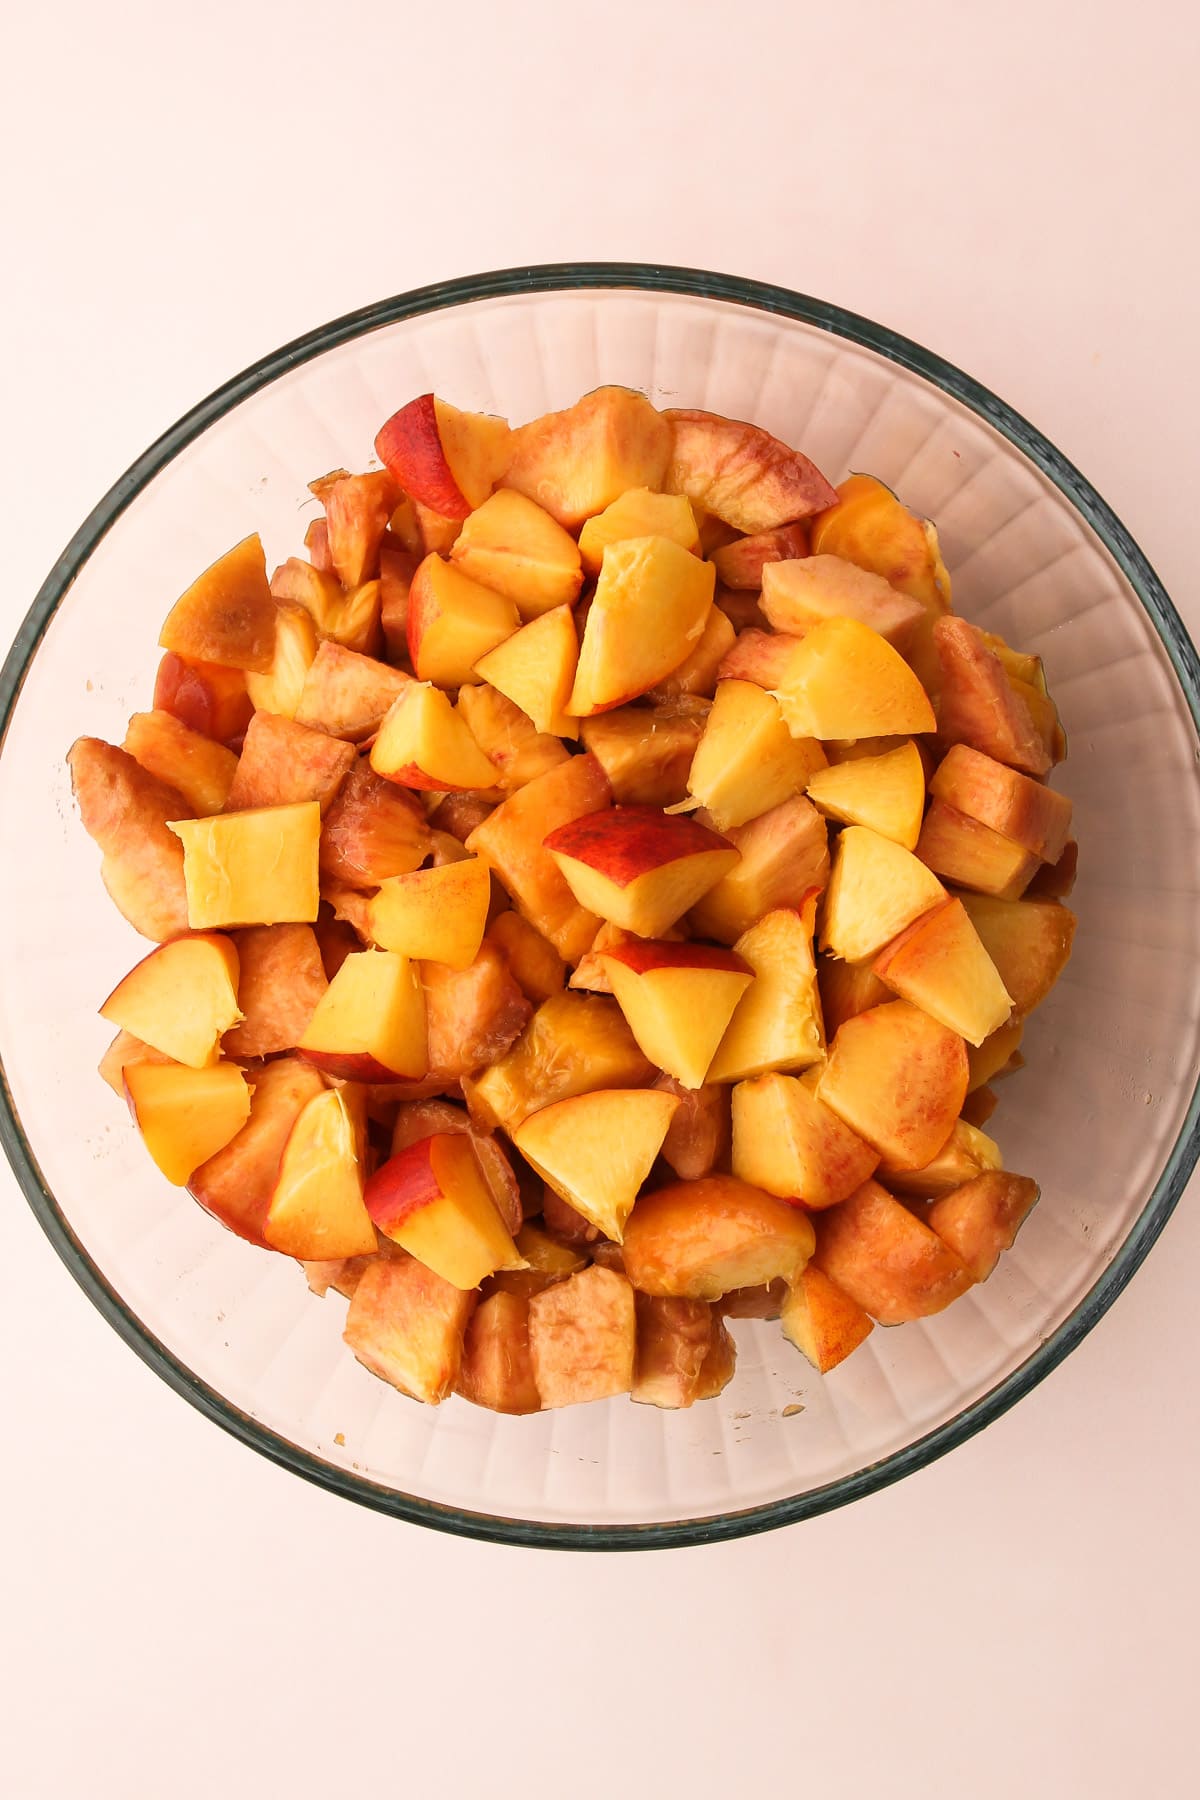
[3,3,1198,1794]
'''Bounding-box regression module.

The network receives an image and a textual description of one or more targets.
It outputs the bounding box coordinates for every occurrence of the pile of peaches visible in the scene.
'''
[70,385,1076,1415]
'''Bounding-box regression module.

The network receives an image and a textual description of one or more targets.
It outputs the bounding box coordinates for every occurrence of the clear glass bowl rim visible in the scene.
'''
[3,261,1198,1552]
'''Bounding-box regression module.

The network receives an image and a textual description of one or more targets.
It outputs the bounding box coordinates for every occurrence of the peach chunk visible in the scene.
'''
[68,737,191,941]
[485,910,566,1004]
[809,473,951,623]
[488,1221,588,1299]
[264,1086,376,1259]
[319,760,430,886]
[450,488,583,618]
[805,741,926,852]
[473,605,578,736]
[568,535,715,715]
[693,1316,738,1399]
[375,394,511,518]
[644,605,736,702]
[463,991,651,1134]
[379,544,418,663]
[689,796,829,945]
[599,941,753,1089]
[720,1281,787,1320]
[298,947,427,1081]
[98,1029,173,1096]
[294,641,411,743]
[622,1176,815,1300]
[407,553,520,687]
[457,1290,542,1414]
[390,1098,523,1239]
[883,1118,1001,1199]
[422,944,532,1087]
[244,601,319,721]
[967,1017,1024,1092]
[819,825,946,962]
[577,487,699,572]
[580,700,708,807]
[502,386,671,530]
[916,798,1040,899]
[528,1265,638,1407]
[814,1179,972,1324]
[731,1072,879,1209]
[514,1087,679,1242]
[718,626,805,691]
[926,1171,1041,1281]
[158,534,276,673]
[189,1054,324,1245]
[369,857,491,970]
[223,712,355,814]
[125,1062,252,1187]
[465,754,612,961]
[632,1294,718,1409]
[366,1133,522,1289]
[873,896,1013,1047]
[370,683,497,792]
[958,894,1077,1018]
[760,554,926,652]
[269,557,346,639]
[960,1086,1003,1127]
[663,410,838,531]
[930,744,1072,862]
[153,652,253,747]
[655,1074,731,1180]
[687,679,828,831]
[101,933,241,1068]
[170,801,321,929]
[769,617,937,740]
[710,521,811,590]
[428,793,496,846]
[309,468,400,588]
[817,957,892,1038]
[1027,838,1078,900]
[222,923,328,1058]
[344,1252,477,1403]
[123,711,239,816]
[545,806,738,938]
[933,616,1051,777]
[817,1001,968,1170]
[455,683,570,791]
[780,1265,874,1373]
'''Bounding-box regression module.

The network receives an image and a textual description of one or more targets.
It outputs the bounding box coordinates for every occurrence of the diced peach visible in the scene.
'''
[717,627,803,690]
[771,617,937,740]
[455,683,570,791]
[244,601,319,721]
[570,921,683,995]
[926,1170,1040,1281]
[644,605,736,702]
[370,683,497,792]
[302,1249,387,1302]
[368,857,491,969]
[806,741,925,852]
[1027,838,1078,899]
[817,957,892,1037]
[655,1074,731,1180]
[270,557,344,637]
[427,793,496,845]
[379,545,418,663]
[759,554,925,655]
[170,801,320,929]
[916,798,1040,899]
[224,712,355,816]
[486,910,566,1004]
[465,754,611,961]
[693,1315,738,1398]
[872,895,1012,1047]
[688,679,828,831]
[222,924,327,1059]
[540,1184,604,1249]
[298,947,426,1080]
[488,1221,588,1299]
[344,1252,476,1403]
[599,941,753,1089]
[449,488,583,617]
[264,1085,375,1259]
[123,711,238,816]
[1011,674,1066,768]
[631,1294,717,1409]
[934,616,1051,777]
[883,1117,1001,1199]
[153,653,253,748]
[663,410,838,531]
[514,1088,679,1241]
[69,738,191,941]
[720,1281,787,1320]
[961,1085,999,1127]
[546,805,738,938]
[958,894,1076,1018]
[473,605,578,736]
[578,488,699,573]
[309,468,400,588]
[622,1175,815,1300]
[731,1071,879,1209]
[580,700,708,807]
[101,932,241,1067]
[503,386,671,529]
[375,394,511,518]
[689,796,829,945]
[158,534,276,673]
[714,588,767,633]
[413,500,463,557]
[930,744,1072,862]
[421,943,532,1085]
[294,641,410,743]
[125,1062,252,1187]
[390,1098,523,1239]
[463,991,651,1134]
[781,1265,874,1372]
[98,1029,173,1096]
[817,1000,968,1169]
[457,1290,541,1413]
[407,553,520,686]
[814,1178,972,1324]
[304,516,334,571]
[707,903,825,1084]
[568,535,715,715]
[528,1264,637,1406]
[319,760,430,886]
[366,1132,522,1289]
[820,824,945,962]
[809,473,951,615]
[189,1054,324,1245]
[710,522,811,589]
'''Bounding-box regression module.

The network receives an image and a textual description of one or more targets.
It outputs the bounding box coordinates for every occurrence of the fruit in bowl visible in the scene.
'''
[70,382,1076,1416]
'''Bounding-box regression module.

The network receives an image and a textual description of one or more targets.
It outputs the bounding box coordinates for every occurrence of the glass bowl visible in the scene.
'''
[3,265,1198,1550]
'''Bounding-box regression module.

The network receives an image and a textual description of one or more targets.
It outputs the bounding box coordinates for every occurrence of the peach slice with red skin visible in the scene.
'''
[294,641,411,743]
[153,653,253,748]
[344,1252,477,1404]
[622,1175,816,1300]
[663,410,839,531]
[710,521,811,590]
[502,386,671,530]
[813,1178,972,1325]
[407,553,520,687]
[760,555,925,653]
[158,534,276,673]
[463,990,651,1135]
[222,923,328,1059]
[298,946,427,1081]
[390,1097,523,1239]
[370,683,498,792]
[580,700,708,808]
[375,394,512,519]
[781,1265,874,1372]
[365,1132,523,1290]
[263,1085,376,1259]
[706,896,825,1084]
[527,1264,638,1407]
[319,760,430,886]
[731,1071,879,1210]
[916,798,1040,899]
[223,712,355,815]
[188,1054,324,1246]
[577,487,699,573]
[123,711,239,816]
[632,1294,719,1409]
[568,534,715,716]
[817,1000,968,1170]
[69,737,192,942]
[544,805,738,938]
[124,1062,252,1187]
[457,1290,541,1414]
[689,796,829,945]
[450,488,583,618]
[926,1171,1040,1281]
[930,744,1072,862]
[100,932,242,1068]
[598,940,753,1090]
[170,802,321,929]
[513,1087,680,1241]
[872,895,1013,1047]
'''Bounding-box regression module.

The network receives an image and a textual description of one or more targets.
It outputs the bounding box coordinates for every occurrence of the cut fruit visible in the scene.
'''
[375,394,511,518]
[485,910,565,1004]
[967,1018,1024,1092]
[455,683,569,792]
[158,534,276,673]
[916,798,1039,899]
[813,1179,972,1324]
[463,991,651,1134]
[222,923,327,1059]
[488,1222,589,1299]
[308,468,399,588]
[706,903,825,1083]
[98,1029,173,1097]
[780,1265,874,1373]
[760,554,926,653]
[264,1086,375,1259]
[622,1175,815,1300]
[344,1253,476,1404]
[514,1087,679,1241]
[365,1132,523,1289]
[933,616,1051,777]
[124,1061,251,1187]
[473,605,578,736]
[718,626,806,691]
[958,894,1076,1018]
[245,602,319,721]
[872,895,1013,1046]
[663,409,838,531]
[379,544,417,662]
[655,1074,731,1180]
[502,386,671,529]
[457,1290,541,1414]
[100,932,241,1068]
[298,947,426,1081]
[123,711,238,816]
[687,680,828,832]
[294,641,410,743]
[169,801,321,929]
[223,712,355,815]
[390,1097,522,1239]
[769,616,937,739]
[644,605,735,702]
[527,1264,638,1407]
[693,1317,738,1398]
[710,521,811,590]
[1027,838,1078,900]
[449,488,583,618]
[820,824,945,962]
[883,1117,1002,1198]
[580,700,708,807]
[370,683,497,792]
[578,487,699,572]
[189,1054,324,1245]
[805,741,925,852]
[817,1000,968,1169]
[930,744,1072,862]
[368,858,492,969]
[598,941,753,1089]
[720,1281,786,1320]
[407,553,520,686]
[69,737,191,941]
[926,1171,1041,1281]
[568,535,715,715]
[545,805,738,937]
[632,1295,718,1409]
[817,957,892,1037]
[319,760,430,886]
[689,796,829,944]
[809,473,951,623]
[421,945,532,1087]
[731,1071,879,1209]
[153,653,253,748]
